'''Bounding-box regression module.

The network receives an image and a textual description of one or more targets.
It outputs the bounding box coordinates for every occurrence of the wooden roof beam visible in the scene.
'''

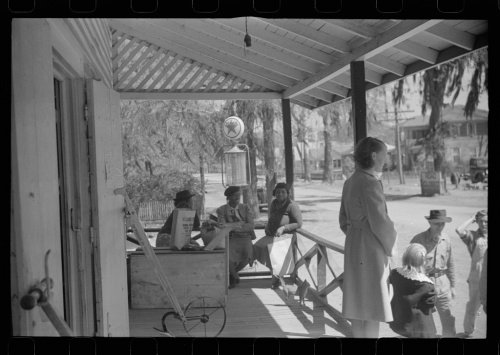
[214,18,334,65]
[258,18,351,54]
[394,40,438,64]
[322,19,377,39]
[283,19,442,99]
[152,19,311,82]
[184,19,322,74]
[425,22,475,51]
[119,91,282,100]
[366,56,406,76]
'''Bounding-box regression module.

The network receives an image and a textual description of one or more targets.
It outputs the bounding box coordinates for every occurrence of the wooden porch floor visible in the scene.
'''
[129,277,349,338]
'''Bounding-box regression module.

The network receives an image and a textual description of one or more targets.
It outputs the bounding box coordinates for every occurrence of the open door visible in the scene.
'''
[86,79,129,336]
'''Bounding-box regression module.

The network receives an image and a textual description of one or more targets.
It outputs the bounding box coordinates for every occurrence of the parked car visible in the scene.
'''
[469,157,488,183]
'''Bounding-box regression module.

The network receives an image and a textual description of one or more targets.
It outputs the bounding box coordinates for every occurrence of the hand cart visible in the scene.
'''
[115,187,227,337]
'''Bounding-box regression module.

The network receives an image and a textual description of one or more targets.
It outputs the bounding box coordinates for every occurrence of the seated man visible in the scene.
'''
[156,190,201,247]
[216,186,256,288]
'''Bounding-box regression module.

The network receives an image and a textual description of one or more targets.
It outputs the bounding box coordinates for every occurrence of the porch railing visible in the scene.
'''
[126,222,351,336]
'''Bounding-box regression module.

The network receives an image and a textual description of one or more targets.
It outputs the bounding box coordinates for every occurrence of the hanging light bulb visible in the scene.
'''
[244,17,252,47]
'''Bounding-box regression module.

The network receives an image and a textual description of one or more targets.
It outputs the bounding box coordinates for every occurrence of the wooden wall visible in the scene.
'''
[11,19,64,336]
[61,19,113,88]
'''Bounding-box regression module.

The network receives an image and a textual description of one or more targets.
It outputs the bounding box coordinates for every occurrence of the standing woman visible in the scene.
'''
[253,183,303,288]
[339,137,398,338]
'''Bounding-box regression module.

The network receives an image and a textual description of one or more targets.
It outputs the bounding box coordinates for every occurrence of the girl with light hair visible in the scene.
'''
[389,243,438,338]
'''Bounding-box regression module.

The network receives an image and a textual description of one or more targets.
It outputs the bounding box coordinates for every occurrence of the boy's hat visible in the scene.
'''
[174,190,196,202]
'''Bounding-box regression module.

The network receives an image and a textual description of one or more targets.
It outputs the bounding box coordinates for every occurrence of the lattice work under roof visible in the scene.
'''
[109,18,488,110]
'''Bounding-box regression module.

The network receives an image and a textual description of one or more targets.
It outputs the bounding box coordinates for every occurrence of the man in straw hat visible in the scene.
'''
[455,209,488,338]
[156,190,201,247]
[410,209,457,337]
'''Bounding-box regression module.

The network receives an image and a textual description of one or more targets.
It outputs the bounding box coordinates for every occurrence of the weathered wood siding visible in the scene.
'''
[129,250,227,309]
[87,79,129,336]
[11,19,64,336]
[62,19,112,88]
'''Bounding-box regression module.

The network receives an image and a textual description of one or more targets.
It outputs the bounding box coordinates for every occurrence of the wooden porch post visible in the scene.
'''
[350,61,367,145]
[281,99,294,197]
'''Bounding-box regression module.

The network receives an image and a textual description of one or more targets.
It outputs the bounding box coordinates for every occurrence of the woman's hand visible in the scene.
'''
[275,226,286,237]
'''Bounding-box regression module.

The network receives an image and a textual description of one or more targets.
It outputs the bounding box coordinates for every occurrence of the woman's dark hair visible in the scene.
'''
[353,137,387,169]
[272,182,290,197]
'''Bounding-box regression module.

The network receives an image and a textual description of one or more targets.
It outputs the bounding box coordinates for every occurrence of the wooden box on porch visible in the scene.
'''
[128,249,228,309]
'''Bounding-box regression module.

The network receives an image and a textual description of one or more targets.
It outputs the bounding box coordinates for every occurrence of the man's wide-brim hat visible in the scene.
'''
[174,190,196,202]
[425,209,452,223]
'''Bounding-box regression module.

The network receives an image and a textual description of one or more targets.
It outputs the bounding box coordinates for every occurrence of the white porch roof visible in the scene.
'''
[109,18,488,110]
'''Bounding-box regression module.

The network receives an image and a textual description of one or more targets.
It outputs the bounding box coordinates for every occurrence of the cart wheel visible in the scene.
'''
[182,296,227,337]
[154,311,182,337]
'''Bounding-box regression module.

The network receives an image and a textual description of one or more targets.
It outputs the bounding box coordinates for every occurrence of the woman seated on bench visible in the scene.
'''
[216,186,256,289]
[253,182,303,289]
[156,190,200,247]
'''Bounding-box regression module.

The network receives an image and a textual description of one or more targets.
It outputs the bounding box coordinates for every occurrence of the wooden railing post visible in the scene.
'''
[317,245,327,295]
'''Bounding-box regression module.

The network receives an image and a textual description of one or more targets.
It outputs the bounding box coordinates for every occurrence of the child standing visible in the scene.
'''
[389,243,437,338]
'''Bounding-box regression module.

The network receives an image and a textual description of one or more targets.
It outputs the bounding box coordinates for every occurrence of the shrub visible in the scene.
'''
[125,171,201,212]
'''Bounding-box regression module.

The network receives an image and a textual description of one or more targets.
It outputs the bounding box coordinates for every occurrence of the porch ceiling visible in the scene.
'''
[108,18,488,110]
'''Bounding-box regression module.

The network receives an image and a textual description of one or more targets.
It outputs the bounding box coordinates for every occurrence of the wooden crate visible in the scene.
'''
[128,249,228,309]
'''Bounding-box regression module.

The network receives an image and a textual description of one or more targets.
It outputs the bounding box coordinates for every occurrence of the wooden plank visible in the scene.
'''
[180,64,205,91]
[194,19,320,74]
[350,61,367,145]
[425,22,475,50]
[87,80,129,336]
[123,46,163,90]
[260,19,351,54]
[136,50,170,89]
[317,245,327,293]
[65,19,112,88]
[169,61,195,90]
[366,55,406,76]
[213,18,334,65]
[318,273,344,297]
[296,229,344,254]
[282,20,442,99]
[193,68,217,91]
[115,40,145,81]
[203,72,224,92]
[110,20,285,92]
[112,36,138,66]
[119,91,282,100]
[155,19,311,82]
[146,54,180,90]
[394,40,438,64]
[116,44,156,88]
[323,19,377,39]
[159,57,191,90]
[129,250,227,308]
[214,74,233,91]
[281,99,295,195]
[11,18,64,337]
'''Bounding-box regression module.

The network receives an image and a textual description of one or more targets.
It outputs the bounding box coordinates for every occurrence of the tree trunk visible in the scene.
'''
[199,152,206,219]
[261,102,276,208]
[302,141,311,182]
[322,112,334,184]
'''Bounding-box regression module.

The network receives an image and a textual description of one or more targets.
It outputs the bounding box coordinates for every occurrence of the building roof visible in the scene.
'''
[108,19,488,110]
[399,104,488,128]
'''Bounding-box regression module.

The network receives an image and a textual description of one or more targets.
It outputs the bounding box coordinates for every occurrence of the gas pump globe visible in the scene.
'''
[221,116,250,188]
